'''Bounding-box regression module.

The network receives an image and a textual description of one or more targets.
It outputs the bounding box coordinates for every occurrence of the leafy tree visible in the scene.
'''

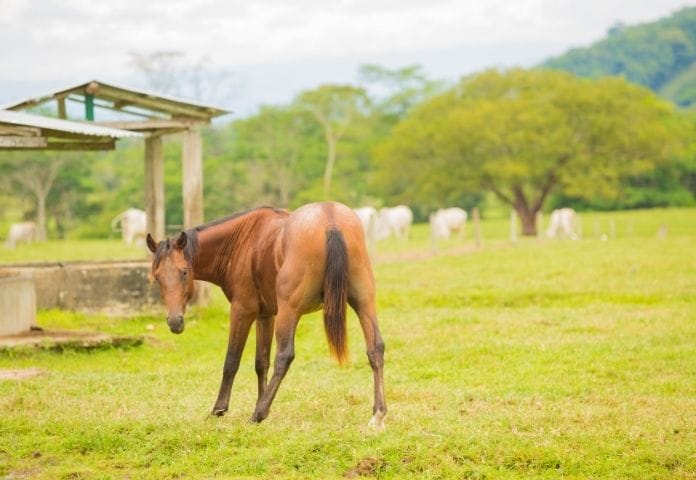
[297,85,370,198]
[0,152,68,240]
[375,69,685,235]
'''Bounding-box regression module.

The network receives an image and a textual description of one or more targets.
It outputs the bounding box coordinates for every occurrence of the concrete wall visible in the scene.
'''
[0,261,161,315]
[0,272,36,335]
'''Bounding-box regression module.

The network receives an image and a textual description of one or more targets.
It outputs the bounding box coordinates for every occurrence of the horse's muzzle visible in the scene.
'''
[167,315,185,334]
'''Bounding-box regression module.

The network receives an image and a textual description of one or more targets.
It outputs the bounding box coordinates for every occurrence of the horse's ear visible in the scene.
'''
[146,233,157,253]
[175,232,188,250]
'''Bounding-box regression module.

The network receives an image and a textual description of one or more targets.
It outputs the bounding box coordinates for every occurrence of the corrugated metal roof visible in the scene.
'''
[0,110,142,138]
[1,79,231,118]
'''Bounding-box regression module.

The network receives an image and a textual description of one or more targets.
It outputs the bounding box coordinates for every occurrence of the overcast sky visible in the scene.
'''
[1,0,693,116]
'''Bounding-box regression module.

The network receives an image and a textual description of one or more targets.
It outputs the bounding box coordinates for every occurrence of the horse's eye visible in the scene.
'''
[181,269,188,277]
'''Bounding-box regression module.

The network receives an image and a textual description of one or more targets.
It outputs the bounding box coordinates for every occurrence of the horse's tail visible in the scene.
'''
[323,228,349,365]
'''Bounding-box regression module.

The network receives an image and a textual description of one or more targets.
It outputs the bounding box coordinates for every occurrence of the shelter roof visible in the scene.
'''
[0,110,141,138]
[0,109,141,150]
[1,80,231,126]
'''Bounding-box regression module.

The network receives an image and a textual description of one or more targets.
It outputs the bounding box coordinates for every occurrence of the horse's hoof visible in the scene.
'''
[250,411,266,423]
[212,408,227,416]
[367,412,386,431]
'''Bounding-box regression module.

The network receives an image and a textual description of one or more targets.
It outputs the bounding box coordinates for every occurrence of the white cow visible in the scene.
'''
[430,207,467,240]
[353,206,378,257]
[354,206,377,240]
[375,205,413,240]
[111,208,147,246]
[4,222,36,248]
[546,208,577,239]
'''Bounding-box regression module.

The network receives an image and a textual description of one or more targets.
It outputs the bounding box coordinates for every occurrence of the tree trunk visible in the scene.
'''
[323,134,336,198]
[516,207,538,236]
[36,190,48,241]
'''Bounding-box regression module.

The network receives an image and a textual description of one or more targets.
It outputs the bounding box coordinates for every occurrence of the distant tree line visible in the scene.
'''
[544,6,696,108]
[1,61,695,238]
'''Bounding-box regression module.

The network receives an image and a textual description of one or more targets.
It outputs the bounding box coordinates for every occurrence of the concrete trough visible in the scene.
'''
[0,261,161,315]
[0,272,37,336]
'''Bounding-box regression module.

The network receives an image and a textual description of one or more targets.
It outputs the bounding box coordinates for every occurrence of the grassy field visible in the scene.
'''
[1,208,695,478]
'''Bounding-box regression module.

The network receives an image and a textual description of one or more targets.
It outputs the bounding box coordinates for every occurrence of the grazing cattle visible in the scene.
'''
[4,222,36,248]
[546,208,577,239]
[111,208,147,246]
[353,206,378,255]
[375,206,413,240]
[430,207,467,240]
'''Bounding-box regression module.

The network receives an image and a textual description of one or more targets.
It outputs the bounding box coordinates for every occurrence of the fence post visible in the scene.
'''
[472,207,481,248]
[609,218,616,239]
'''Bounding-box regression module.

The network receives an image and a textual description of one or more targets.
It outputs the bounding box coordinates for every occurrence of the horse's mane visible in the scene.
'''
[152,206,285,269]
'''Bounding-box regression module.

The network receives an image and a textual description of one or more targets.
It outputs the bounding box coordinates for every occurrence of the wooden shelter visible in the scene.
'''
[0,109,141,150]
[2,80,231,238]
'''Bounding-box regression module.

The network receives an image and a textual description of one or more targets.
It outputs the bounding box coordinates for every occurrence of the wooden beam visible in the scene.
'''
[40,131,113,141]
[0,136,48,149]
[95,119,205,132]
[96,86,212,119]
[145,136,166,240]
[0,126,41,137]
[182,128,204,229]
[46,140,115,151]
[57,97,66,119]
[67,96,158,120]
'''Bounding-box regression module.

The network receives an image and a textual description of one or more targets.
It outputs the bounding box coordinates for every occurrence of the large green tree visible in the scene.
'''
[375,69,685,235]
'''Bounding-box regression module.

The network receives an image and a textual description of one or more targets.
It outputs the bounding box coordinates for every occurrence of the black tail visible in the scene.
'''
[323,229,349,364]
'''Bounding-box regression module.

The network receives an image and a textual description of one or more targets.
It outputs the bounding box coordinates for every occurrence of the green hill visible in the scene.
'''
[544,7,696,108]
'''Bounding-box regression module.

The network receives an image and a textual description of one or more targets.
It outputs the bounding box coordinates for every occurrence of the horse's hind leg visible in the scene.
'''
[254,315,275,403]
[348,294,387,430]
[250,302,300,423]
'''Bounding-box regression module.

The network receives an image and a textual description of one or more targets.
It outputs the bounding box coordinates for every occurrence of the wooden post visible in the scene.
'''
[182,127,208,305]
[57,97,66,119]
[145,135,165,241]
[472,207,481,248]
[510,210,517,243]
[182,127,204,229]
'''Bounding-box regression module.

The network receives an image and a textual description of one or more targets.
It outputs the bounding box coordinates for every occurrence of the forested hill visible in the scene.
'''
[544,7,696,108]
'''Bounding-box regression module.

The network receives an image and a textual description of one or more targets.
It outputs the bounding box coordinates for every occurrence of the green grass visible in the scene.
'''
[1,208,695,478]
[0,240,148,264]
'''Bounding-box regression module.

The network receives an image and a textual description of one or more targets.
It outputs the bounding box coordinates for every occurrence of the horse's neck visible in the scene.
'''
[192,214,262,286]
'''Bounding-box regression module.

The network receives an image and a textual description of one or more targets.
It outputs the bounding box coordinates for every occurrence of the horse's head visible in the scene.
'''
[147,232,195,334]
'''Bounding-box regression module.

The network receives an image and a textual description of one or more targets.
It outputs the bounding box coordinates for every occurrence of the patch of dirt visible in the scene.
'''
[344,457,383,478]
[0,368,43,380]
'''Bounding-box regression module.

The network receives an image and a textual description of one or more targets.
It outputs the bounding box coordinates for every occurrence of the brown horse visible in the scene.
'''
[146,201,386,428]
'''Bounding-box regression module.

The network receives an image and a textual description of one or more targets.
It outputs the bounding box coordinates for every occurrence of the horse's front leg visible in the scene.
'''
[254,315,275,403]
[212,307,255,416]
[250,302,300,423]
